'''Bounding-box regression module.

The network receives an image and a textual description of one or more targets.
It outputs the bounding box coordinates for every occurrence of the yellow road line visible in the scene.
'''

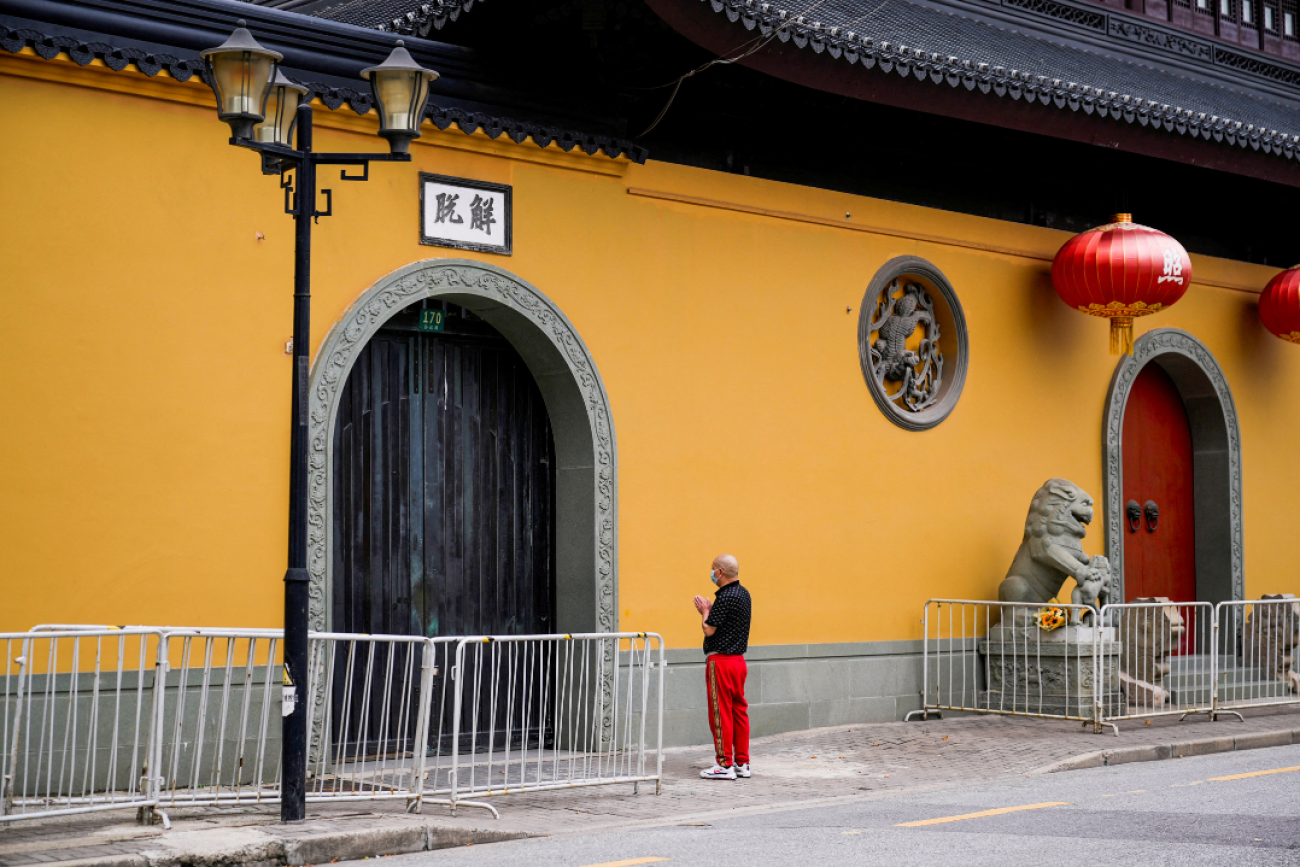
[576,859,670,867]
[1208,765,1300,782]
[897,802,1070,827]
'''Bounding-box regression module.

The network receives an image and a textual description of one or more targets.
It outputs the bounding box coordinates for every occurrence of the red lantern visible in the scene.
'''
[1051,214,1192,355]
[1259,265,1300,344]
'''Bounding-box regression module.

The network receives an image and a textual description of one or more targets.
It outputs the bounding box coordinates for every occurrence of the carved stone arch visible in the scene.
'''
[1103,328,1242,604]
[306,259,618,635]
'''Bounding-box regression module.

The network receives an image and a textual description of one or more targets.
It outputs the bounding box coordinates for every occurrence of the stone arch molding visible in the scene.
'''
[307,259,618,634]
[1103,328,1243,604]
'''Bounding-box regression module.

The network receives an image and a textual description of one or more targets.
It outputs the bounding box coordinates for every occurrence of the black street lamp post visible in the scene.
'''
[199,21,437,823]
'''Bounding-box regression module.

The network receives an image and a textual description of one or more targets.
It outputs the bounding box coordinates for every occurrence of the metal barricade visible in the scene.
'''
[152,629,283,810]
[1215,598,1300,714]
[1,629,165,823]
[152,630,463,813]
[1100,600,1215,722]
[446,633,664,815]
[912,599,1108,727]
[4,627,664,823]
[303,633,453,811]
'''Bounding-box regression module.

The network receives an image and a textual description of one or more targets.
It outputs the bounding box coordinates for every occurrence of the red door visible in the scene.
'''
[1122,363,1197,603]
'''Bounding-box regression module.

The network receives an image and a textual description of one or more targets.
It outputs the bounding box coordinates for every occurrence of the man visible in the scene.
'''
[692,553,752,780]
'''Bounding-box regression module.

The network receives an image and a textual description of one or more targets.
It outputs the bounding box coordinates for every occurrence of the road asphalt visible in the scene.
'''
[1,708,1296,867]
[365,744,1300,867]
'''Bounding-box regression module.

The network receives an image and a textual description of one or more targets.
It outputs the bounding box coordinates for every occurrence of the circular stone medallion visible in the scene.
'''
[857,256,969,431]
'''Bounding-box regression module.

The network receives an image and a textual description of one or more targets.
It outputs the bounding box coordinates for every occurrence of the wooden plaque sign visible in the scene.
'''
[419,173,512,255]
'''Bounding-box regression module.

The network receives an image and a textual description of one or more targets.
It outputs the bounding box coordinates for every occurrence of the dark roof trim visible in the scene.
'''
[693,0,1299,163]
[991,0,1300,97]
[375,1,476,36]
[244,0,479,38]
[0,23,646,162]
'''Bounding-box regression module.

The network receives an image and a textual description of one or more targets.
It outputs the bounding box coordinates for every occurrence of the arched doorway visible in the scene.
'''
[1121,362,1196,603]
[331,300,557,639]
[306,260,618,636]
[1103,329,1243,605]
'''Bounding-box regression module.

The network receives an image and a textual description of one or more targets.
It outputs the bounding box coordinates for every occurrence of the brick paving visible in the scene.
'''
[448,704,1300,834]
[1,844,151,866]
[1,705,1295,865]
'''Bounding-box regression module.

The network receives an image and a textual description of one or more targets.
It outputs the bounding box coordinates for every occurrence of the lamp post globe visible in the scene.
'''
[202,26,423,823]
[361,40,438,154]
[256,70,308,146]
[200,20,283,139]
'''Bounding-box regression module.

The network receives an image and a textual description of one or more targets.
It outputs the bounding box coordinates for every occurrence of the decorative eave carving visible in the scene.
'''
[1215,46,1300,87]
[1107,19,1214,63]
[692,0,1300,163]
[0,24,647,164]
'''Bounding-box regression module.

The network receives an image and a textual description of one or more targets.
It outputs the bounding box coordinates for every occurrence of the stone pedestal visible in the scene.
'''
[1243,594,1299,694]
[1119,597,1185,708]
[978,625,1124,717]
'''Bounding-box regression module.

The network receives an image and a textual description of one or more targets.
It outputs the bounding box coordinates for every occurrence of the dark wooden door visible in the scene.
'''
[331,301,556,754]
[1122,363,1197,604]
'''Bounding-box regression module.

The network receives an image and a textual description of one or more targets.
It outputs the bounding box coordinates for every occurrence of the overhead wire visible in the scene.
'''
[634,0,895,138]
[635,0,826,137]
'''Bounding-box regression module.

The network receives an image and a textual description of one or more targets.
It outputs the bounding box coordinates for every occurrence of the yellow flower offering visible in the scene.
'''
[1036,606,1067,632]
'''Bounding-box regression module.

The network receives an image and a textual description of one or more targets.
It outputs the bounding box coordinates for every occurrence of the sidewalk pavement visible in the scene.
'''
[2,705,1296,867]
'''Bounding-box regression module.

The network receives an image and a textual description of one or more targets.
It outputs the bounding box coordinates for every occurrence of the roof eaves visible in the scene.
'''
[0,23,647,163]
[375,1,476,37]
[942,0,1300,101]
[251,0,480,37]
[698,0,1300,163]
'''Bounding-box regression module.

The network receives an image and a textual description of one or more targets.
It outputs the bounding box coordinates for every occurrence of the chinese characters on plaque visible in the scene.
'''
[420,173,512,255]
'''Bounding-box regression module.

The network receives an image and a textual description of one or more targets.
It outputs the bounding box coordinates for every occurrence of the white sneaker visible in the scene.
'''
[734,763,751,778]
[700,764,736,780]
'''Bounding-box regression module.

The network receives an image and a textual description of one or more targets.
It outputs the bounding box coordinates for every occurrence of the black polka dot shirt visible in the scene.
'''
[704,581,752,656]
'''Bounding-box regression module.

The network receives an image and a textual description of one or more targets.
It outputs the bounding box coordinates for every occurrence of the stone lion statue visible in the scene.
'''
[1070,555,1111,624]
[998,480,1111,613]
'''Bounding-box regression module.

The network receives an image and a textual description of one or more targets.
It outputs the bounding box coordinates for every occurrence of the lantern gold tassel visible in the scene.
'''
[1110,317,1135,355]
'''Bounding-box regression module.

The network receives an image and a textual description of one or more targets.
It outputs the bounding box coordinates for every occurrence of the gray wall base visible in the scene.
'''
[637,641,926,749]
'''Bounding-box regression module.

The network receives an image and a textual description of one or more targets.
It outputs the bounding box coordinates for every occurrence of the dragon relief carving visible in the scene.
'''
[866,279,944,412]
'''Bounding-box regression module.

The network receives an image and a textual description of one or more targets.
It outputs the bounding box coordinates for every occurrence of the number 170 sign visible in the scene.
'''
[419,173,512,256]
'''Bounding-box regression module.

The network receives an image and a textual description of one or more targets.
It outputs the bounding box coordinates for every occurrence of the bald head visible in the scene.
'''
[713,554,739,580]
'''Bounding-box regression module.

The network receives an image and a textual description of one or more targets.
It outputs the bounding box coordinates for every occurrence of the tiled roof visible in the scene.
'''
[692,0,1300,161]
[243,0,478,36]
[0,22,645,163]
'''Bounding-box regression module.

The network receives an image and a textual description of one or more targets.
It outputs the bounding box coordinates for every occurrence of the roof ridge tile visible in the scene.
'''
[0,23,646,163]
[694,0,1300,160]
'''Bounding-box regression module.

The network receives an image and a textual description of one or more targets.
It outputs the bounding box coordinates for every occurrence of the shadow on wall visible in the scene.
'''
[1234,294,1287,390]
[1024,265,1090,358]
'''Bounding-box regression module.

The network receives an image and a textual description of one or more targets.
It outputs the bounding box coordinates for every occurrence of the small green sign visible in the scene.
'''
[418,309,445,333]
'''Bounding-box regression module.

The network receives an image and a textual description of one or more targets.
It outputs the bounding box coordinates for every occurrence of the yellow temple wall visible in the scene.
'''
[2,50,1297,647]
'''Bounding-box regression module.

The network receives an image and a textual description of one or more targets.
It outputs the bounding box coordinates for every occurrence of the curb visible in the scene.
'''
[279,823,529,867]
[0,820,531,867]
[1031,727,1300,774]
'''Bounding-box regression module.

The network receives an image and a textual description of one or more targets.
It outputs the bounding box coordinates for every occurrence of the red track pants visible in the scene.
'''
[705,653,749,768]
